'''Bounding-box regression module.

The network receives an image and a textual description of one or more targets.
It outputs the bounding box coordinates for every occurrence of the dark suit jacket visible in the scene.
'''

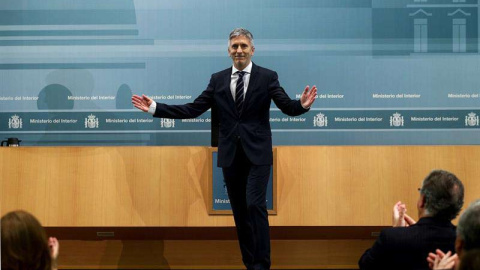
[154,63,308,167]
[358,217,457,270]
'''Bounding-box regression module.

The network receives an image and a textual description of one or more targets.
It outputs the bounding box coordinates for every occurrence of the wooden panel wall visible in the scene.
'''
[2,146,479,226]
[274,146,480,226]
[1,146,479,269]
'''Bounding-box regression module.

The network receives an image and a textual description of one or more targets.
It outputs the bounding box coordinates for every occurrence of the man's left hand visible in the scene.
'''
[300,85,317,109]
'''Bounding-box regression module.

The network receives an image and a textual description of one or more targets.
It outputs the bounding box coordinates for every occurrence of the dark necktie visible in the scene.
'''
[235,71,246,115]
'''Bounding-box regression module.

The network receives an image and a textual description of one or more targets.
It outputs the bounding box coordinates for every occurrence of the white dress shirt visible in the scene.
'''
[230,61,252,101]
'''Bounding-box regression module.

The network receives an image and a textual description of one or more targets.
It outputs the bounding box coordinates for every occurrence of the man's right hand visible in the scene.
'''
[404,213,416,226]
[132,94,153,112]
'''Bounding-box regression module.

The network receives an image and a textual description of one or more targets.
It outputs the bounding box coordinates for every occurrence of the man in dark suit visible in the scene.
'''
[358,170,465,270]
[132,28,317,270]
[428,199,480,270]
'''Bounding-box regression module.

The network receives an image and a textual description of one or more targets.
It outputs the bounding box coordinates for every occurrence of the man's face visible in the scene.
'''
[228,35,255,70]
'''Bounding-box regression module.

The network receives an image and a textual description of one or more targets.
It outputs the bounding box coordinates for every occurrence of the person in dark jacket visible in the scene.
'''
[132,28,317,270]
[429,199,480,270]
[359,170,465,270]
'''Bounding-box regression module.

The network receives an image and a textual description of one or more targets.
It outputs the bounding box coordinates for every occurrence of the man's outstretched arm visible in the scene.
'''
[131,76,215,119]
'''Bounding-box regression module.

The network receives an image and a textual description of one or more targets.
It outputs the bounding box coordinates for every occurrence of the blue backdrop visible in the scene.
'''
[1,0,479,146]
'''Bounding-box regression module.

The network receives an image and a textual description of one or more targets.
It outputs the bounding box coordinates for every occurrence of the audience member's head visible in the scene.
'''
[418,170,464,220]
[1,210,52,270]
[456,199,480,255]
[458,249,480,270]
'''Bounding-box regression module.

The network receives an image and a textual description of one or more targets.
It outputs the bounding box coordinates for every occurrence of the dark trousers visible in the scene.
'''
[222,143,271,270]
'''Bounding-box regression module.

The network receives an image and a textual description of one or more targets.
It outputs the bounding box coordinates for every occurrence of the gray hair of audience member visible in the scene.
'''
[228,28,254,47]
[420,170,464,220]
[457,200,480,250]
[458,249,480,270]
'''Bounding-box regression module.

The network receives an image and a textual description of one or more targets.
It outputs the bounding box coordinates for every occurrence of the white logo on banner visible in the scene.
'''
[465,112,479,127]
[160,118,175,128]
[313,113,328,127]
[8,115,22,129]
[390,112,404,127]
[85,114,99,129]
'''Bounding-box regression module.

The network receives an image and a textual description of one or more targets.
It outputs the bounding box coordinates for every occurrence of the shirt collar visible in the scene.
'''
[232,62,252,75]
[415,216,455,227]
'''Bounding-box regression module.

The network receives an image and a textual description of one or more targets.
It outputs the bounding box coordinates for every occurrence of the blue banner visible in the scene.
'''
[1,0,479,146]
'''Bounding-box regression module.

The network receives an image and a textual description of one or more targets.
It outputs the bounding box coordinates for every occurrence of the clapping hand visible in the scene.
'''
[392,201,416,227]
[48,237,59,260]
[393,201,407,227]
[427,249,457,270]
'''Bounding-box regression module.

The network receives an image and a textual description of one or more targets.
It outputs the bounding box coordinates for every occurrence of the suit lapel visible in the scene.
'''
[243,63,259,113]
[223,67,237,114]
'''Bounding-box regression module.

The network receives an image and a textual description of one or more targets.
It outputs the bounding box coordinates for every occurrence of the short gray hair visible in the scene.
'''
[420,170,464,220]
[457,199,480,250]
[228,28,254,47]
